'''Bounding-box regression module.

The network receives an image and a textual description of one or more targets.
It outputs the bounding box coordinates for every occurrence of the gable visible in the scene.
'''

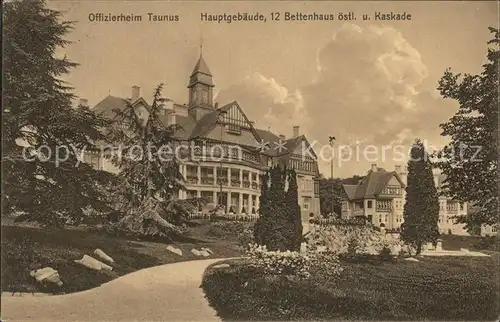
[290,137,317,159]
[220,101,260,141]
[386,175,402,187]
[189,101,261,144]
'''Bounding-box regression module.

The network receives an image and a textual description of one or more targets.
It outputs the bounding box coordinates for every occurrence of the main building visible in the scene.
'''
[86,53,321,224]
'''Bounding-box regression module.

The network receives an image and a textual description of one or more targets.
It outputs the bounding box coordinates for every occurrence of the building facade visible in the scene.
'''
[86,54,321,224]
[341,164,469,235]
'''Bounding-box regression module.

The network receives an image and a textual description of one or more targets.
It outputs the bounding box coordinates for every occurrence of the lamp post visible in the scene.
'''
[328,136,336,217]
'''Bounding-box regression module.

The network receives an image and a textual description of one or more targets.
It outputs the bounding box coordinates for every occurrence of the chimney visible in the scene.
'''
[78,98,88,107]
[371,164,378,172]
[131,86,140,102]
[293,125,299,138]
[215,102,219,109]
[279,134,286,141]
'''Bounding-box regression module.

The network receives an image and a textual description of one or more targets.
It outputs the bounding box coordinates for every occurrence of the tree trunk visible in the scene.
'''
[416,243,422,256]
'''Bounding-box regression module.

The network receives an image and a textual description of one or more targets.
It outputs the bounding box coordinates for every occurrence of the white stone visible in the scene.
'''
[74,255,113,271]
[166,245,183,256]
[201,247,213,254]
[300,242,307,254]
[212,264,230,269]
[199,250,210,257]
[94,249,114,263]
[435,240,443,251]
[29,267,63,286]
[191,248,202,256]
[404,257,420,262]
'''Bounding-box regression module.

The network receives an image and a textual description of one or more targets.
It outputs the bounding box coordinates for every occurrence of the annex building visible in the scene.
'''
[341,164,469,235]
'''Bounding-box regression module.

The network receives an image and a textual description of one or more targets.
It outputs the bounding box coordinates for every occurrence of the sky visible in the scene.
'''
[48,0,498,177]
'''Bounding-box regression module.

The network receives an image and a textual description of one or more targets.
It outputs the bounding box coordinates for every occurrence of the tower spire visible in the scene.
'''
[199,33,203,58]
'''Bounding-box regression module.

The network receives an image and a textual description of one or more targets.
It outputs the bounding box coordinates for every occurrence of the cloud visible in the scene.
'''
[215,72,309,138]
[216,23,458,176]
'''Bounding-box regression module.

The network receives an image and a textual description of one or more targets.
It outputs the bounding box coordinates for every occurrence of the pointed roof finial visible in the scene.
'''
[199,32,203,58]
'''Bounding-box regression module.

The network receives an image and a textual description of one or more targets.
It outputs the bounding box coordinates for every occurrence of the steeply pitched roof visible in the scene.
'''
[172,115,196,140]
[255,129,280,144]
[189,55,214,87]
[343,184,358,200]
[188,103,232,140]
[92,95,129,119]
[191,55,212,76]
[342,168,405,200]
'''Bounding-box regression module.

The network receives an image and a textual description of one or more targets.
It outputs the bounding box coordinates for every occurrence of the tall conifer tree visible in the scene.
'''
[401,139,440,255]
[3,0,113,226]
[285,168,303,251]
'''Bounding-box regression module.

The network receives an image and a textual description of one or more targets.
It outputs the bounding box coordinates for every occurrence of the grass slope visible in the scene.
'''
[202,255,500,320]
[2,220,242,294]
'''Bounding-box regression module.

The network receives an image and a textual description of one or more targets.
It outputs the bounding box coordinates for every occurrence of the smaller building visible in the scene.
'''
[341,164,469,235]
[481,224,498,237]
[341,164,405,230]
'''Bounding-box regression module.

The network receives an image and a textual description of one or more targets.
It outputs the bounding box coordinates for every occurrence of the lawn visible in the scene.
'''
[202,254,500,320]
[2,220,242,294]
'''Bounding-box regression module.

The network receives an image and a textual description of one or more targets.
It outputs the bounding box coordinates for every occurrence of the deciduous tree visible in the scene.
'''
[435,27,498,227]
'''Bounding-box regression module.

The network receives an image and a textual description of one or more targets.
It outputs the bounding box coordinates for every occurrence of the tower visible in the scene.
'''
[188,49,215,120]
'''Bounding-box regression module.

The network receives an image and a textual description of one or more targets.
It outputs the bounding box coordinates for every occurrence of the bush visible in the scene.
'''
[307,225,406,260]
[246,244,311,278]
[473,236,498,251]
[246,244,343,279]
[208,221,254,239]
[237,228,255,251]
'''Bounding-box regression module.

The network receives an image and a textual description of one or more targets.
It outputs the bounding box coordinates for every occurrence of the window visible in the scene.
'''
[367,200,373,208]
[460,203,464,210]
[302,197,311,210]
[201,90,208,104]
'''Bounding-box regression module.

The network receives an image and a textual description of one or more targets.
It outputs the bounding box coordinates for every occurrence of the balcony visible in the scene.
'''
[216,178,228,186]
[186,175,198,184]
[252,182,259,190]
[242,180,251,188]
[230,179,241,187]
[201,177,214,185]
[353,209,365,217]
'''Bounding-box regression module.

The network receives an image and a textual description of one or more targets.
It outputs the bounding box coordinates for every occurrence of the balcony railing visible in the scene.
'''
[201,177,214,185]
[186,175,198,184]
[230,179,241,187]
[251,182,259,190]
[353,209,364,217]
[242,180,251,188]
[376,205,392,212]
[216,178,228,186]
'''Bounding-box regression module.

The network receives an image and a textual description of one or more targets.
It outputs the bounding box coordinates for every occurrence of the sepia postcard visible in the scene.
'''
[2,0,499,321]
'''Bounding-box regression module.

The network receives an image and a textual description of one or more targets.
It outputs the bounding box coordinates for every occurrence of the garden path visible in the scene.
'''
[1,258,227,321]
